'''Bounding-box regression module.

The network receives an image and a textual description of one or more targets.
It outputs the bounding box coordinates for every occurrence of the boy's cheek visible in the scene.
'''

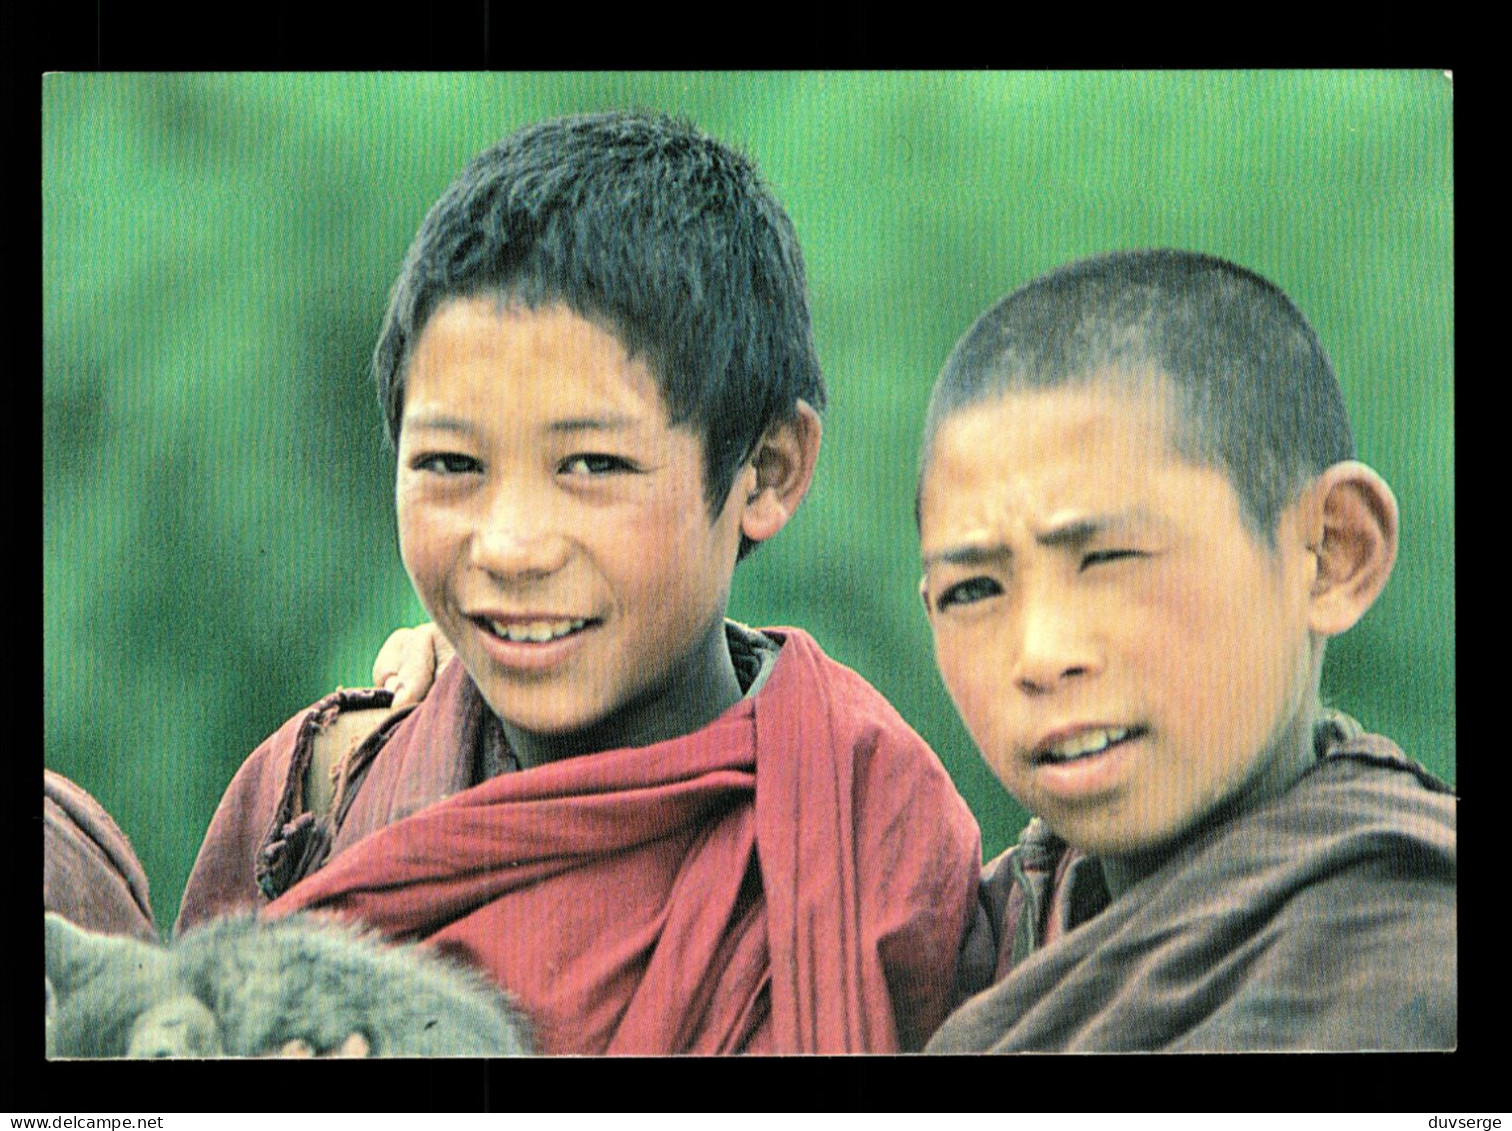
[396,520,453,624]
[933,639,1018,779]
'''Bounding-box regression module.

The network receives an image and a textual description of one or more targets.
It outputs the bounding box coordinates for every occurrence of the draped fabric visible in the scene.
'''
[44,770,158,942]
[930,731,1456,1052]
[178,627,981,1054]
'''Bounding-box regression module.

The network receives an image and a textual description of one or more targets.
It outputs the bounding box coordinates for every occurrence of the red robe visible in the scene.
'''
[177,627,981,1054]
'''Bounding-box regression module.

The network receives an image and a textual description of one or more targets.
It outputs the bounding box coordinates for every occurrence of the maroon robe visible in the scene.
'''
[44,770,158,942]
[178,627,981,1054]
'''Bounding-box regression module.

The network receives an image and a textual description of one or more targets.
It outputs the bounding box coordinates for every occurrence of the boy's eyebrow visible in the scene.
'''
[1034,516,1107,550]
[1035,509,1165,548]
[402,413,477,435]
[922,509,1164,570]
[547,414,640,434]
[921,543,1011,571]
[400,413,641,435]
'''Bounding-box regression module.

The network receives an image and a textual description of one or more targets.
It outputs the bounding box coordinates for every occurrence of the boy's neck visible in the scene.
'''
[500,618,745,769]
[1098,707,1321,902]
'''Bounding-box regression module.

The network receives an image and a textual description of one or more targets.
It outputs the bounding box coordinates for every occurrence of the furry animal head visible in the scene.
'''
[45,911,532,1057]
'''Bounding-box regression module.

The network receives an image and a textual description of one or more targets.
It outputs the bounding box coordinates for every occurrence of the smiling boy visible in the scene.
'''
[395,300,756,765]
[920,250,1455,1051]
[175,112,980,1054]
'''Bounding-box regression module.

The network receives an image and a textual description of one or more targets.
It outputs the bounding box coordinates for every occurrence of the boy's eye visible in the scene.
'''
[1080,549,1142,570]
[559,454,634,476]
[413,452,481,475]
[935,576,1003,611]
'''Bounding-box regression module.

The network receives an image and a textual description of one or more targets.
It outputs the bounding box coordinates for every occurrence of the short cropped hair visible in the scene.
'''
[374,111,826,555]
[920,249,1354,540]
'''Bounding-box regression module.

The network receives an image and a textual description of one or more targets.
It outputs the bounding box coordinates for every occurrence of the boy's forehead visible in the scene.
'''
[927,374,1185,478]
[918,376,1204,542]
[406,297,671,418]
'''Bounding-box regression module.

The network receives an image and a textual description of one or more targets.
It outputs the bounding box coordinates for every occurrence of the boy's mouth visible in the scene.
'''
[1033,725,1146,766]
[475,616,595,644]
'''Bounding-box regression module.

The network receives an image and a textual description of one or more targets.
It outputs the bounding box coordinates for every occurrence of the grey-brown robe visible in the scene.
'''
[931,717,1455,1052]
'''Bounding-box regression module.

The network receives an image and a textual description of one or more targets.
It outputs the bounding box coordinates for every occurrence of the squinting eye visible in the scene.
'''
[1081,549,1142,570]
[560,454,632,476]
[414,453,480,475]
[935,576,1002,611]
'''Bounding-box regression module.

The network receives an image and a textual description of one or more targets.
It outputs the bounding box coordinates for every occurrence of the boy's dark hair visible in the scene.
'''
[375,111,826,557]
[920,249,1355,541]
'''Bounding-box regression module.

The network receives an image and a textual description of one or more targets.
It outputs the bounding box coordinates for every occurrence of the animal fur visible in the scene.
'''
[45,911,532,1057]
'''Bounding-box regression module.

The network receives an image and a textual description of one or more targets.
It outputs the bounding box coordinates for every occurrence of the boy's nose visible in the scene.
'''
[472,525,571,580]
[1011,598,1101,695]
[470,495,571,580]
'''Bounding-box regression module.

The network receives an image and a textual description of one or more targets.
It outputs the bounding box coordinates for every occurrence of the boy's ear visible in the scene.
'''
[739,401,822,544]
[1297,461,1399,637]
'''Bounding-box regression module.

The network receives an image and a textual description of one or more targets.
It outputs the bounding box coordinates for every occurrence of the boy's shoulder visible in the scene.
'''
[752,623,931,739]
[940,715,1455,1052]
[1260,711,1456,870]
[175,684,414,932]
[1188,718,1456,1049]
[1308,709,1455,794]
[44,770,159,943]
[752,622,978,819]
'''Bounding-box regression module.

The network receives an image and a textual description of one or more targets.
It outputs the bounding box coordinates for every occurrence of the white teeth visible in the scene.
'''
[1043,727,1131,763]
[488,618,587,643]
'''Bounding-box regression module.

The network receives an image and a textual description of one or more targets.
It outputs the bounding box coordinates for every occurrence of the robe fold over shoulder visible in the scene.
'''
[929,728,1457,1052]
[177,627,981,1054]
[44,770,158,942]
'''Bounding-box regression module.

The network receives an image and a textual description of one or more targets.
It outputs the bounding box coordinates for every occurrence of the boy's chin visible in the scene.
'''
[1038,810,1193,863]
[472,685,602,739]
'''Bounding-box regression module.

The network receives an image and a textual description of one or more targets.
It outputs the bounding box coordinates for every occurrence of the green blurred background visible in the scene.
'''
[43,72,1454,933]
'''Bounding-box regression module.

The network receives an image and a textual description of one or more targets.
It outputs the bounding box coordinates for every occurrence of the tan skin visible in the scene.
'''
[394,299,819,767]
[369,396,824,708]
[322,300,828,786]
[370,306,822,717]
[361,380,1400,1072]
[918,377,1397,885]
[275,1033,370,1057]
[373,622,454,709]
